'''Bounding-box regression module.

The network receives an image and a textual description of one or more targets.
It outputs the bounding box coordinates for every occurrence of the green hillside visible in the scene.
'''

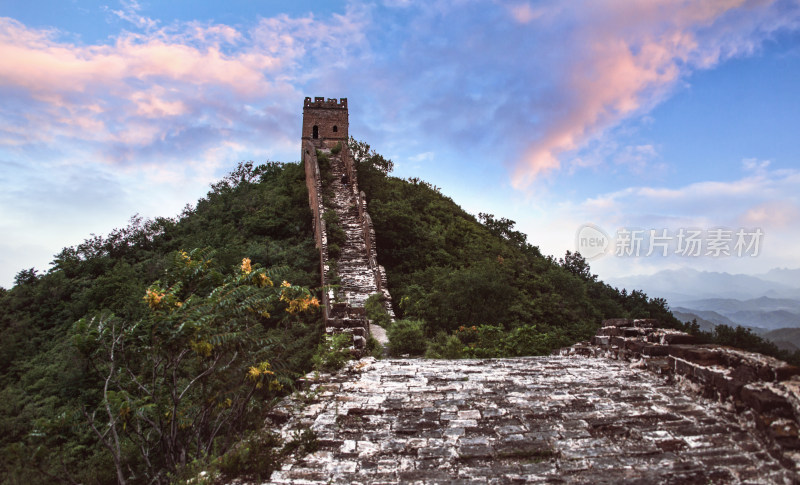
[0,143,738,483]
[352,139,678,354]
[0,162,323,484]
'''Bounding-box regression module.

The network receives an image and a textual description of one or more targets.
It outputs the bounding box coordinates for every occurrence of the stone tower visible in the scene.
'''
[302,97,349,149]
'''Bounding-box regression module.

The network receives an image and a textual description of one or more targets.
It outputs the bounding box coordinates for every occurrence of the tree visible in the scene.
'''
[349,137,394,176]
[559,250,596,282]
[13,268,39,286]
[74,249,319,483]
[478,213,528,248]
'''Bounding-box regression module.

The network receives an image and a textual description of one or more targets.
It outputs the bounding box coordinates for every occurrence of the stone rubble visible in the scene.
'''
[259,356,799,484]
[562,318,800,469]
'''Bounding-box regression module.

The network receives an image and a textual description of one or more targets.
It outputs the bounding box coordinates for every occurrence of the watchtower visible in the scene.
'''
[302,97,348,149]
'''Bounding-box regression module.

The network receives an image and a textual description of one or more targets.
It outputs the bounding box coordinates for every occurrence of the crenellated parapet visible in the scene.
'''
[304,97,348,109]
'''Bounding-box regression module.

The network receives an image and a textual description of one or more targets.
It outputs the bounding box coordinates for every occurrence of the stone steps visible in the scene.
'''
[327,154,378,308]
[314,151,389,353]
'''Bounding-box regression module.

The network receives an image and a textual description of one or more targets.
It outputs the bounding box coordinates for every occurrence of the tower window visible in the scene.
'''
[333,125,338,133]
[312,125,319,139]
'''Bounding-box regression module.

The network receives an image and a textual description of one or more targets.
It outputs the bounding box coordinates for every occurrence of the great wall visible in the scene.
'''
[301,97,394,351]
[255,98,800,483]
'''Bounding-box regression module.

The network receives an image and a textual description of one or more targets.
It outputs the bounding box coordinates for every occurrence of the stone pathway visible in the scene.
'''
[264,356,799,484]
[327,153,377,308]
[369,324,388,345]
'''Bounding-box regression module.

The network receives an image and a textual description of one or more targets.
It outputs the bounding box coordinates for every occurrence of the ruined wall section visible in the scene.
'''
[562,319,800,469]
[302,140,330,320]
[302,97,395,351]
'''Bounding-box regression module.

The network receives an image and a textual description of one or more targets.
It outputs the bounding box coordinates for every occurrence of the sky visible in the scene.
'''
[1,0,800,289]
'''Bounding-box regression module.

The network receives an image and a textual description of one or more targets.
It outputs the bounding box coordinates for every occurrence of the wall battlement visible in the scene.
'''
[304,97,348,109]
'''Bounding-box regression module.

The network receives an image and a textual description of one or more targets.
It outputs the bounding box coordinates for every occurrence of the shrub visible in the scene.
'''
[327,243,341,260]
[322,210,346,248]
[504,325,550,356]
[366,335,384,359]
[425,331,464,359]
[217,430,283,481]
[312,333,353,372]
[387,319,427,356]
[365,293,392,328]
[331,141,342,155]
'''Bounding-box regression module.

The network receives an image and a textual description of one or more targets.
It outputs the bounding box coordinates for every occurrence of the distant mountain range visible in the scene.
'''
[607,268,800,303]
[608,267,800,350]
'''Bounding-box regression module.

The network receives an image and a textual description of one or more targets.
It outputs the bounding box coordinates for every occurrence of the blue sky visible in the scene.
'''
[2,0,800,288]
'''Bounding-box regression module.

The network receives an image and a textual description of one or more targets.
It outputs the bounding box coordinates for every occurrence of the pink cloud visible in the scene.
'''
[510,0,793,188]
[509,3,547,24]
[0,9,368,162]
[0,19,279,98]
[741,201,800,228]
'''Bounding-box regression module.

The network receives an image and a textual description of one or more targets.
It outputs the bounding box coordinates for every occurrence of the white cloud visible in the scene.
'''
[516,159,800,279]
[106,0,159,30]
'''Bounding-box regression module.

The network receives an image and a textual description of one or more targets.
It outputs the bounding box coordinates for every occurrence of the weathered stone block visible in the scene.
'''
[776,365,800,381]
[767,419,800,450]
[645,357,672,374]
[633,318,659,328]
[660,333,699,345]
[597,327,621,337]
[642,344,669,357]
[624,340,645,355]
[673,357,697,377]
[667,346,722,367]
[603,318,634,328]
[741,384,794,418]
[622,327,645,337]
[592,336,610,347]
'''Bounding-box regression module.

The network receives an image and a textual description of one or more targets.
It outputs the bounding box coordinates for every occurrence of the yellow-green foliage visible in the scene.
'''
[0,161,323,484]
[73,249,320,483]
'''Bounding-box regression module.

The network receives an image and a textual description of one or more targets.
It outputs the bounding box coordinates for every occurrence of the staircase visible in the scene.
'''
[305,145,394,354]
[326,153,378,307]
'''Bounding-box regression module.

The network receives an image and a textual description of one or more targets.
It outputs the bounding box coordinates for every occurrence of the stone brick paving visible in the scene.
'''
[264,356,799,484]
[326,152,377,309]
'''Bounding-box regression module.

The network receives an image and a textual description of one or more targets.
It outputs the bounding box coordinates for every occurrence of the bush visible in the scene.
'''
[323,210,346,248]
[366,335,384,359]
[327,243,341,260]
[504,325,552,356]
[435,324,562,359]
[425,331,464,359]
[365,293,392,328]
[331,141,342,155]
[312,333,353,372]
[216,430,283,481]
[387,319,427,356]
